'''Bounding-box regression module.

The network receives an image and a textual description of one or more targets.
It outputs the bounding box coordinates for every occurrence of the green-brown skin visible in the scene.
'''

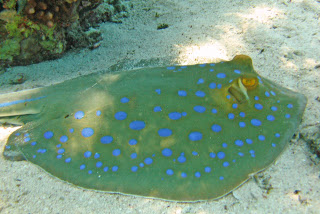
[0,55,307,201]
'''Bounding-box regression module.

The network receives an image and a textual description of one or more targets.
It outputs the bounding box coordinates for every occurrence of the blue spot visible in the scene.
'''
[246,139,253,144]
[232,103,238,109]
[182,112,187,116]
[162,148,173,157]
[131,166,138,172]
[181,66,187,69]
[199,64,206,67]
[158,128,172,137]
[189,132,203,141]
[31,142,37,146]
[275,133,280,138]
[285,114,291,118]
[166,169,174,176]
[167,66,175,70]
[168,112,182,120]
[272,143,276,147]
[139,163,144,168]
[37,149,47,153]
[112,149,121,156]
[265,91,270,97]
[195,172,201,178]
[56,155,62,159]
[104,167,109,172]
[96,161,103,168]
[271,91,276,96]
[195,91,205,97]
[194,105,206,113]
[205,167,211,173]
[287,104,293,108]
[238,152,244,157]
[24,137,30,142]
[88,170,92,174]
[74,111,85,119]
[57,148,65,154]
[15,133,21,136]
[228,113,235,119]
[44,131,54,139]
[222,143,228,148]
[69,128,74,133]
[154,106,162,112]
[217,151,225,159]
[131,153,137,159]
[101,136,113,144]
[60,135,68,143]
[254,103,263,110]
[249,150,256,158]
[94,153,100,159]
[114,111,127,120]
[226,95,231,99]
[192,151,198,156]
[217,73,226,78]
[251,119,262,126]
[80,164,86,170]
[84,151,92,158]
[5,145,10,149]
[33,155,36,159]
[178,90,187,96]
[144,158,153,165]
[220,176,224,180]
[239,112,245,117]
[239,122,246,128]
[65,157,71,163]
[112,166,119,172]
[96,110,101,116]
[258,135,265,141]
[254,96,259,101]
[211,108,217,114]
[223,162,229,167]
[209,83,216,89]
[209,152,216,158]
[177,155,186,163]
[217,84,222,89]
[210,69,214,72]
[235,140,244,147]
[181,172,187,178]
[210,63,215,66]
[234,69,241,74]
[271,106,278,111]
[129,121,146,130]
[121,97,129,103]
[82,128,94,137]
[197,78,204,84]
[211,124,222,132]
[155,89,161,94]
[267,115,275,121]
[129,139,137,146]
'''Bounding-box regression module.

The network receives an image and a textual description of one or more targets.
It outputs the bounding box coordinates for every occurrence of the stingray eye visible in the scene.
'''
[241,76,258,90]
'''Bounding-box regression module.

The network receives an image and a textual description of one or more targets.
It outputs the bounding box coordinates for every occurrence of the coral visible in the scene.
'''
[0,0,130,67]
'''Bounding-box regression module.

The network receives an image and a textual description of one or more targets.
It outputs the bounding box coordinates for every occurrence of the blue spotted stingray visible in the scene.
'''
[0,55,306,201]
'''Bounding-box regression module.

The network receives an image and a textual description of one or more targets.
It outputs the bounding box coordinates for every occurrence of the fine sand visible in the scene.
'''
[1,0,320,213]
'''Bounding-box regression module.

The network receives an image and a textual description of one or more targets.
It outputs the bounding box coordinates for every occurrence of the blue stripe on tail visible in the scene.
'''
[0,96,46,108]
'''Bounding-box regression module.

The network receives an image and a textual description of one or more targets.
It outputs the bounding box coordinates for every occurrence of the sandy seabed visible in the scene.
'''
[0,0,320,213]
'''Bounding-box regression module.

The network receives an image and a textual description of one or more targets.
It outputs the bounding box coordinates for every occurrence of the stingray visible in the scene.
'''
[0,55,306,201]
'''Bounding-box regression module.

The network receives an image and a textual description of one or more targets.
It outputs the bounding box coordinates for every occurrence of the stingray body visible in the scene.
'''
[1,55,306,201]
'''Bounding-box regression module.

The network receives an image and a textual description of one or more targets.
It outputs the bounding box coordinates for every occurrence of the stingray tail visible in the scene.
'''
[0,87,47,125]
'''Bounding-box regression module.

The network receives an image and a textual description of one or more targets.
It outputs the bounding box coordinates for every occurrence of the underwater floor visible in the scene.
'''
[0,0,320,213]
